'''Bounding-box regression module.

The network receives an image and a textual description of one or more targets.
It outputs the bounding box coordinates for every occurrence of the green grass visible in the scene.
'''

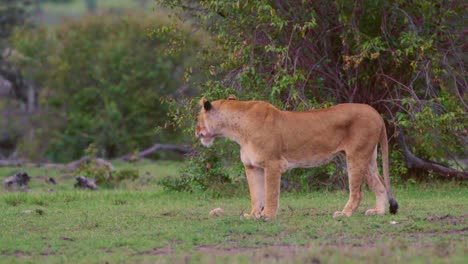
[0,162,466,263]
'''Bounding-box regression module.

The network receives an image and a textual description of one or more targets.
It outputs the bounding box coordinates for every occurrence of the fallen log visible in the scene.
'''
[0,159,26,167]
[0,143,192,167]
[119,143,192,161]
[0,157,114,171]
[397,128,467,179]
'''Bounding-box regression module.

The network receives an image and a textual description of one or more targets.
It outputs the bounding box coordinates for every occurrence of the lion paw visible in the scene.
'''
[333,211,351,218]
[241,212,261,220]
[259,210,278,221]
[242,213,254,220]
[365,209,385,216]
[259,214,271,221]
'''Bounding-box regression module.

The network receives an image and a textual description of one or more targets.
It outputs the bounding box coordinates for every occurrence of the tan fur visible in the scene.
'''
[196,98,396,219]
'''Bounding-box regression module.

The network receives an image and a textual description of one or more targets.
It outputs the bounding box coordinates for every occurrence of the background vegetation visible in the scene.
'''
[157,0,467,192]
[1,0,208,162]
[11,14,205,162]
[0,0,466,189]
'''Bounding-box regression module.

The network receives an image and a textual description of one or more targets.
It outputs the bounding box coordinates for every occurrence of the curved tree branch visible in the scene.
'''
[397,127,467,179]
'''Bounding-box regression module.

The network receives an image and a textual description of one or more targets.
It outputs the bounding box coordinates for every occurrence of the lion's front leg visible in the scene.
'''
[261,161,285,220]
[244,165,265,219]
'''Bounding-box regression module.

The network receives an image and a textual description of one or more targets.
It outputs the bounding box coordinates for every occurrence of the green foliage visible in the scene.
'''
[281,159,349,192]
[0,0,29,45]
[159,139,244,197]
[395,94,466,167]
[75,159,139,189]
[158,0,466,192]
[10,14,205,162]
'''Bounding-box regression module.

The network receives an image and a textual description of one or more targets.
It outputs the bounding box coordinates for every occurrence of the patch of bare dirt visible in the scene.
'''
[427,214,466,225]
[196,245,250,254]
[1,250,30,258]
[137,247,173,255]
[198,244,319,259]
[195,245,322,263]
[416,227,468,236]
[136,244,317,260]
[250,245,315,260]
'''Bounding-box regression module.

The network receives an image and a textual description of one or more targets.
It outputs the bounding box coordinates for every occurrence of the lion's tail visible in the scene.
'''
[380,126,399,214]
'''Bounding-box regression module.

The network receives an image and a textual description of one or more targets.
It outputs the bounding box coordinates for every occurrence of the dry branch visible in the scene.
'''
[0,157,114,171]
[119,143,192,161]
[0,143,191,168]
[0,159,26,167]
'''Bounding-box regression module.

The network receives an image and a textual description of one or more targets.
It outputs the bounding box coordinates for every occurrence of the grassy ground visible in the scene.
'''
[0,161,466,263]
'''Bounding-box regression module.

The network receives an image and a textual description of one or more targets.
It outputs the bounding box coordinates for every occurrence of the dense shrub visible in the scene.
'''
[159,138,244,196]
[158,0,466,191]
[11,14,207,162]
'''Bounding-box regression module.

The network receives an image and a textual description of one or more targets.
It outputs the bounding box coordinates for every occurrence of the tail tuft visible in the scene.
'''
[389,198,399,214]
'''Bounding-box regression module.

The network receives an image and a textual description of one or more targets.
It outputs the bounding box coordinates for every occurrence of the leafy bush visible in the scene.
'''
[76,163,139,189]
[11,14,207,162]
[75,144,139,188]
[159,138,245,196]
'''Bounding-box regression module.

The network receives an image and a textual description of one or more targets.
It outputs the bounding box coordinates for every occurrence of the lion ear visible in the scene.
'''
[200,97,212,111]
[227,94,237,100]
[204,100,212,111]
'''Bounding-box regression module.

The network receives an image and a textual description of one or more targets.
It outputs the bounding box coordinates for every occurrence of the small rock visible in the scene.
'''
[35,209,45,215]
[209,207,224,217]
[46,177,56,185]
[74,176,98,190]
[22,210,32,214]
[3,172,30,191]
[390,221,399,225]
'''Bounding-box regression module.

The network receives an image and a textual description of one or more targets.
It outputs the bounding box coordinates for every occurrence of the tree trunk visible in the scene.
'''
[34,0,42,16]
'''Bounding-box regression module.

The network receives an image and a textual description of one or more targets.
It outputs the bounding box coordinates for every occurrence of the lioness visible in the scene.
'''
[195,96,398,219]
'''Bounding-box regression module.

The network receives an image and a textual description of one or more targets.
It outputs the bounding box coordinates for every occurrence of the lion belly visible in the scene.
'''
[286,154,337,170]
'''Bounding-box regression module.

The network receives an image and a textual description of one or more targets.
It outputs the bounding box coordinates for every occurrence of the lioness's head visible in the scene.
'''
[195,95,236,147]
[195,97,219,147]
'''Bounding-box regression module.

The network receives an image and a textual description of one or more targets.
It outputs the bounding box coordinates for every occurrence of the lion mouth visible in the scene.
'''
[200,135,215,147]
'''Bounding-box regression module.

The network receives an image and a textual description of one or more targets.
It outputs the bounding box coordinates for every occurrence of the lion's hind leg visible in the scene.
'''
[364,148,387,216]
[333,157,366,218]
